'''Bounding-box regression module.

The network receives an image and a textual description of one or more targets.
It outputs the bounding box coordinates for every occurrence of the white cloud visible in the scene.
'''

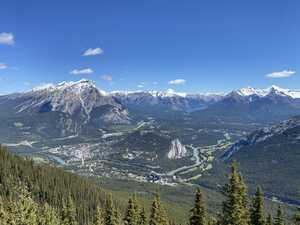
[168,79,186,85]
[137,84,144,88]
[83,47,103,56]
[266,70,296,78]
[0,63,8,70]
[70,68,94,75]
[101,74,113,81]
[0,33,15,45]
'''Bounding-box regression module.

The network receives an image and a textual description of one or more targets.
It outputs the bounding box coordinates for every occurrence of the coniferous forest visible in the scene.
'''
[0,145,299,225]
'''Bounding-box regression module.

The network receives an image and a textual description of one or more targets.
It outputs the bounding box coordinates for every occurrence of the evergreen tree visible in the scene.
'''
[133,193,140,224]
[149,193,160,225]
[274,206,284,225]
[10,188,38,225]
[124,197,137,225]
[62,194,78,225]
[169,221,176,225]
[93,206,104,225]
[114,208,121,225]
[221,162,249,225]
[239,174,250,223]
[38,202,61,225]
[0,146,104,225]
[149,192,169,225]
[294,208,300,225]
[104,194,118,225]
[159,207,169,225]
[266,214,273,225]
[207,217,218,225]
[0,197,8,225]
[250,187,265,225]
[189,188,206,225]
[139,207,147,225]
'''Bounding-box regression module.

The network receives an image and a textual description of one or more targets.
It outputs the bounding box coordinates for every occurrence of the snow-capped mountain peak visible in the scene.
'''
[151,89,187,98]
[237,87,267,97]
[15,79,128,126]
[32,83,55,92]
[31,79,108,96]
[234,85,300,99]
[57,79,95,88]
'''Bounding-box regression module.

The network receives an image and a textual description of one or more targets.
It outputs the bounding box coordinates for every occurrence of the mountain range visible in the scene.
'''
[0,79,299,204]
[1,80,300,133]
[0,79,300,141]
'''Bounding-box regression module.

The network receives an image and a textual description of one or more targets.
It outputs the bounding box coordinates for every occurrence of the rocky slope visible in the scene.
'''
[213,115,300,201]
[0,80,130,137]
[167,139,188,159]
[222,115,300,159]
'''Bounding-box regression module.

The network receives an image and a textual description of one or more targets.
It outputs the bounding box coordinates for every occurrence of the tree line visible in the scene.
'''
[0,146,299,225]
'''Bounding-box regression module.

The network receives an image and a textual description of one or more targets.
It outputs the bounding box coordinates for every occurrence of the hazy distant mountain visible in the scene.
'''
[192,85,300,123]
[111,89,224,112]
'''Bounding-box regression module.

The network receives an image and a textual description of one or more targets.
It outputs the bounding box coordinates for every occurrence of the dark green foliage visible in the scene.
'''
[0,145,104,224]
[266,214,273,225]
[93,206,104,225]
[0,145,298,225]
[62,194,78,225]
[38,202,61,225]
[295,208,300,225]
[189,188,206,225]
[139,207,147,225]
[149,192,169,225]
[207,217,218,225]
[124,197,138,225]
[0,196,8,225]
[104,194,119,225]
[149,193,161,225]
[250,187,265,225]
[132,194,140,224]
[274,206,285,225]
[9,188,39,225]
[221,162,249,225]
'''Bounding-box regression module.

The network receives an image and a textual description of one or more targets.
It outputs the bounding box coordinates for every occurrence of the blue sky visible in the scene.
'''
[0,0,299,94]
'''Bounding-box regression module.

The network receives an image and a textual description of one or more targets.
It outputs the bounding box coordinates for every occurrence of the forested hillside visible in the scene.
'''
[0,145,107,224]
[0,145,299,225]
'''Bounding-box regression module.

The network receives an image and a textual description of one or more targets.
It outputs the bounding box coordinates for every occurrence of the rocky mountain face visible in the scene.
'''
[167,139,188,159]
[222,115,300,159]
[0,80,130,137]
